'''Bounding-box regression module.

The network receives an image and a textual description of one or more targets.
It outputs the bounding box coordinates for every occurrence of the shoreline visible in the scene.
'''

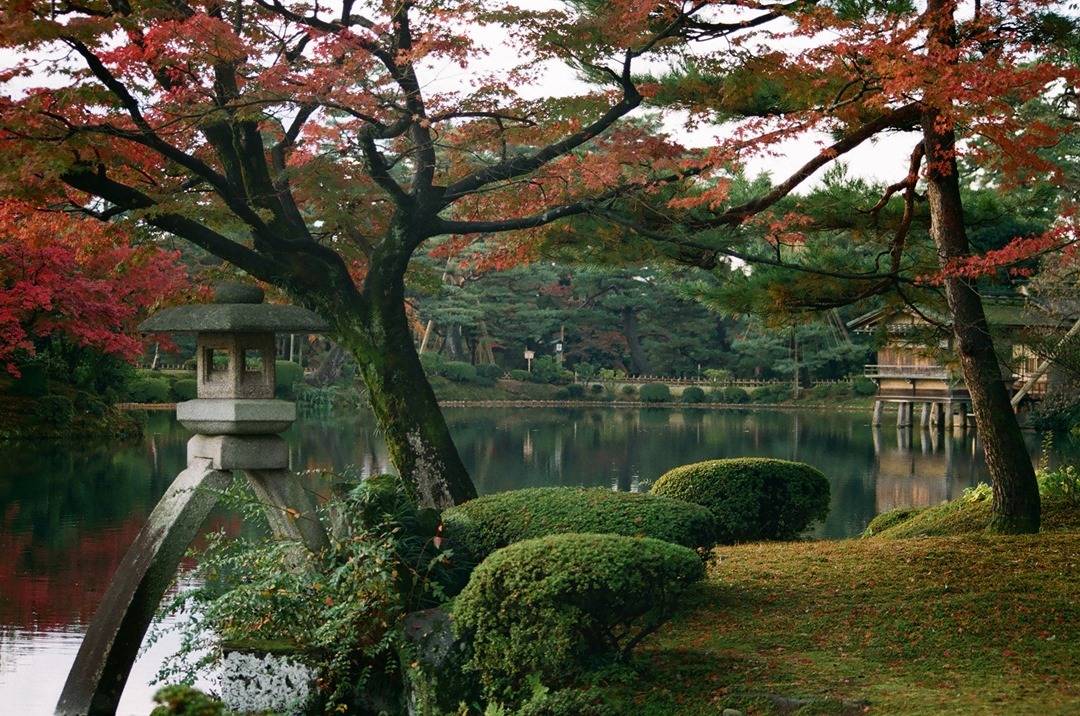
[118,399,877,412]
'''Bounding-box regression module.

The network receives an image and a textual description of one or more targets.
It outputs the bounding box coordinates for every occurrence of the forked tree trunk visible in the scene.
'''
[922,94,1040,531]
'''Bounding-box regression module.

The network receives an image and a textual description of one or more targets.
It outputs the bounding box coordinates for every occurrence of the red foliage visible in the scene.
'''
[0,201,187,376]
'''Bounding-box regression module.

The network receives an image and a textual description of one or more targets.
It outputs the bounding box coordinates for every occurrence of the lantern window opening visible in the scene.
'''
[243,348,265,373]
[203,348,229,382]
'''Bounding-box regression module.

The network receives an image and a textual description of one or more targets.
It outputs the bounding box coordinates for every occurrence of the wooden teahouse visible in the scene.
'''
[847,298,1068,429]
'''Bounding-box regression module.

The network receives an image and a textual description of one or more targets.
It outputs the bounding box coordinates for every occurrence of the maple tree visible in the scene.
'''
[0,0,776,507]
[0,200,185,379]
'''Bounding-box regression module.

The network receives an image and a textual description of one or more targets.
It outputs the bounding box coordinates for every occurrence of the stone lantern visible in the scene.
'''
[57,283,331,716]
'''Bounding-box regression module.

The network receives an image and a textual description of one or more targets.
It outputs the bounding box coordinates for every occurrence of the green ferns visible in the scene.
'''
[651,458,830,543]
[452,533,705,701]
[441,487,717,565]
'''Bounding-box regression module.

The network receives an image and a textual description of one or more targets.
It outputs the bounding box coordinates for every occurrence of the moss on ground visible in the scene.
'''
[601,531,1079,715]
[865,490,1080,539]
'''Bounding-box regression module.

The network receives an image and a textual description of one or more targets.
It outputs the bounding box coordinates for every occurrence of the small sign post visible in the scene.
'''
[524,349,534,372]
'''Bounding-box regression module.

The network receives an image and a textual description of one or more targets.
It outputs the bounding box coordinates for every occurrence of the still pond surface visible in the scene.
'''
[0,407,1068,714]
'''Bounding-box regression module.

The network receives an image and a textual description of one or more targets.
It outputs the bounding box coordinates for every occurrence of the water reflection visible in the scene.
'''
[0,407,1071,714]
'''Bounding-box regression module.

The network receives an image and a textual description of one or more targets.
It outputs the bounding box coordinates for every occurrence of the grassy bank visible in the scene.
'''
[606,528,1078,715]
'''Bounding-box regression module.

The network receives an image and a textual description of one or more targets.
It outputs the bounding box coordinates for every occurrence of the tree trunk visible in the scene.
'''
[309,265,477,509]
[622,307,652,375]
[921,8,1040,532]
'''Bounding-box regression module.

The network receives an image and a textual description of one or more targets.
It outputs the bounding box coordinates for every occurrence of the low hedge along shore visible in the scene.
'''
[651,457,830,543]
[452,533,706,702]
[441,487,717,565]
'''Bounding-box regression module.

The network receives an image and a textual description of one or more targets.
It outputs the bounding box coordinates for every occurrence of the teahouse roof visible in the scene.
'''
[139,283,329,334]
[847,297,1073,334]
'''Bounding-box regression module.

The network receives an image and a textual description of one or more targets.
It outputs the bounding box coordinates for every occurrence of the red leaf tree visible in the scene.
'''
[0,200,185,378]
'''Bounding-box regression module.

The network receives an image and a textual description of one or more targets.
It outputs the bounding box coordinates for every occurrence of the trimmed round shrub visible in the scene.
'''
[476,363,504,381]
[34,394,75,426]
[651,458,830,543]
[588,383,605,395]
[274,360,304,398]
[442,487,717,566]
[127,375,171,403]
[638,383,671,403]
[509,369,531,381]
[171,378,197,401]
[712,386,750,404]
[681,386,706,403]
[620,384,637,397]
[453,533,705,701]
[443,361,478,383]
[853,377,878,396]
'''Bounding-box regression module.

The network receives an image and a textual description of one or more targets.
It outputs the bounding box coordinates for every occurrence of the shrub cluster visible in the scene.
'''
[508,368,531,381]
[442,360,478,384]
[554,383,586,400]
[651,458,830,543]
[452,533,705,701]
[638,383,671,402]
[750,383,792,404]
[806,382,855,400]
[681,386,706,403]
[441,486,716,565]
[171,378,197,401]
[619,384,637,397]
[711,386,750,404]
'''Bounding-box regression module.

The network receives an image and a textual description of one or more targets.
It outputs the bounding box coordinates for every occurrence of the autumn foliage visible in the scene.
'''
[0,201,186,376]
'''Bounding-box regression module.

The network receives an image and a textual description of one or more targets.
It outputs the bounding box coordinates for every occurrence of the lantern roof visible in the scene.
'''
[139,283,329,334]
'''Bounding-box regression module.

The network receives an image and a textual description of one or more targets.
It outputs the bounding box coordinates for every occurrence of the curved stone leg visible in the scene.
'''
[56,458,231,716]
[244,468,330,554]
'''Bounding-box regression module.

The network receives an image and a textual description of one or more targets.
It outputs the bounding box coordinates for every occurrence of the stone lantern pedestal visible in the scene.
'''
[56,284,330,716]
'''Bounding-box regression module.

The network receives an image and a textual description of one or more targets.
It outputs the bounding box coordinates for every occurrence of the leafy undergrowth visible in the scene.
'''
[866,490,1080,539]
[603,533,1079,715]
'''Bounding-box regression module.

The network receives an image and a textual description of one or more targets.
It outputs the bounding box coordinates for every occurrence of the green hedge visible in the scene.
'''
[275,360,303,398]
[651,458,830,543]
[127,375,171,403]
[681,386,706,403]
[639,383,671,402]
[853,377,878,396]
[453,533,705,701]
[441,487,716,566]
[509,369,531,381]
[620,384,637,397]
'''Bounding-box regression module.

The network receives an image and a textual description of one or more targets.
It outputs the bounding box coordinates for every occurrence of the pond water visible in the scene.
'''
[0,406,1070,714]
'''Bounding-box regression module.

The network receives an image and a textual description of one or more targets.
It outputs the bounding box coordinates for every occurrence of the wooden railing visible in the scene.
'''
[864,364,950,379]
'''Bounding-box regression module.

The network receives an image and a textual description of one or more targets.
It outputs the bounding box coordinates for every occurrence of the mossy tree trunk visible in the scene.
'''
[306,219,477,509]
[921,0,1039,534]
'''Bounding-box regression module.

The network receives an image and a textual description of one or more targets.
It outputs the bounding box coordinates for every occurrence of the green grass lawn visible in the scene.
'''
[605,518,1078,714]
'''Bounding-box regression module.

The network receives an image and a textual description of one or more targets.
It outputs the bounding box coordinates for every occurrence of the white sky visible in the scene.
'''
[0,2,922,194]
